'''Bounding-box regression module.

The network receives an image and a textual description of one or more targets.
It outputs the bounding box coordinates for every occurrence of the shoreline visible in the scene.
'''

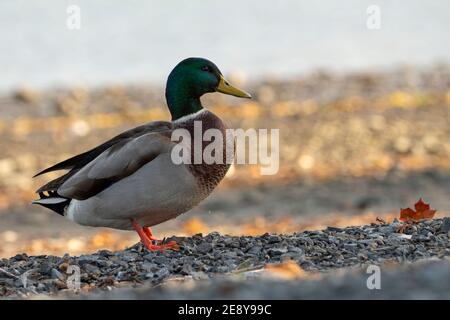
[1,218,448,299]
[2,61,449,95]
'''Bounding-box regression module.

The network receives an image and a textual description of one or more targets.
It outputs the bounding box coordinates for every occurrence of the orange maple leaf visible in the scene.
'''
[399,198,437,222]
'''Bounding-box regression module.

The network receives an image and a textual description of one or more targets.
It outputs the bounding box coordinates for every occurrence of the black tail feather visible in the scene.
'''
[33,199,71,216]
[32,191,71,216]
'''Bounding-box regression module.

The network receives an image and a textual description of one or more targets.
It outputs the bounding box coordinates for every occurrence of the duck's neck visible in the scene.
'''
[166,80,203,121]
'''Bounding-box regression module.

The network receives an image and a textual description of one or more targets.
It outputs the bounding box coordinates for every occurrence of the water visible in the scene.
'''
[0,0,449,91]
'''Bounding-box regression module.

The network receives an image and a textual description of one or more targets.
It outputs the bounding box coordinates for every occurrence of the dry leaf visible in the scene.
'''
[264,260,306,279]
[400,198,437,222]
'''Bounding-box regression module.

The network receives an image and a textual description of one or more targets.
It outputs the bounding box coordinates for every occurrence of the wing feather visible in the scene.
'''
[57,132,173,200]
[34,121,173,198]
[33,121,171,177]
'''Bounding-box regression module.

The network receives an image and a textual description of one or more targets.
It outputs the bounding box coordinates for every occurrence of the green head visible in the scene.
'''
[165,57,251,120]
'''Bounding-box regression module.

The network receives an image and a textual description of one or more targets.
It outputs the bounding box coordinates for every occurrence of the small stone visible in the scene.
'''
[268,247,288,256]
[266,235,281,244]
[215,266,230,273]
[326,226,343,232]
[12,253,28,261]
[78,255,99,265]
[181,264,193,275]
[84,264,100,274]
[143,253,156,261]
[141,262,158,273]
[116,271,128,281]
[152,256,169,265]
[196,242,213,254]
[440,218,450,233]
[247,246,262,255]
[378,226,396,234]
[98,250,113,257]
[121,252,138,262]
[287,246,303,254]
[155,267,170,279]
[39,263,52,275]
[222,251,238,259]
[343,243,358,250]
[51,268,66,281]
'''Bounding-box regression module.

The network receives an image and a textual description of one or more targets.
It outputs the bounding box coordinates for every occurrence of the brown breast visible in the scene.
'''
[173,109,233,197]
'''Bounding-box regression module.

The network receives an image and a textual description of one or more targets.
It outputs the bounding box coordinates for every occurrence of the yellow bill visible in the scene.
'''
[216,75,252,99]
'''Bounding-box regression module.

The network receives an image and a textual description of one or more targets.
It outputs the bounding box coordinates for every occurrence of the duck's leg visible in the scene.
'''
[131,219,178,251]
[131,219,155,250]
[142,226,156,240]
[143,226,179,250]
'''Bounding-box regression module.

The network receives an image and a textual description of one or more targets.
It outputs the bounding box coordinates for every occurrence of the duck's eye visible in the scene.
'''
[201,66,211,72]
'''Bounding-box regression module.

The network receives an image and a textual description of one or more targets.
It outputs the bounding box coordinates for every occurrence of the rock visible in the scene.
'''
[180,264,193,275]
[143,253,156,261]
[153,256,169,265]
[440,217,450,233]
[12,253,28,261]
[78,255,100,265]
[116,271,128,281]
[268,247,288,256]
[98,250,113,258]
[343,243,358,250]
[326,226,343,232]
[155,268,170,279]
[287,246,304,254]
[120,252,139,262]
[39,263,52,276]
[51,268,66,281]
[141,262,158,273]
[247,246,262,255]
[84,264,101,274]
[266,235,281,244]
[196,242,213,254]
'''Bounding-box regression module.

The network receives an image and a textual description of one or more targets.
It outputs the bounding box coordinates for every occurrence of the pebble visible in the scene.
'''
[440,217,450,233]
[155,267,170,279]
[83,264,100,274]
[267,247,288,256]
[196,242,213,254]
[50,268,65,281]
[248,245,262,253]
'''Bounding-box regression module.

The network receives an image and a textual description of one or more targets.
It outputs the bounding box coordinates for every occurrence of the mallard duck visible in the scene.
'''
[33,57,251,251]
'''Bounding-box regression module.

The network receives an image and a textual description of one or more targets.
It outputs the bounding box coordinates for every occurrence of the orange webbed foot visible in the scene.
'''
[132,220,180,252]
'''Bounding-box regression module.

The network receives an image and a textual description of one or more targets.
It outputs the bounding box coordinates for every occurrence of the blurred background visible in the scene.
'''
[0,0,449,257]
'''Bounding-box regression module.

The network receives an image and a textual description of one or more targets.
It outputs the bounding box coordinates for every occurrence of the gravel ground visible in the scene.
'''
[1,218,449,299]
[82,259,450,300]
